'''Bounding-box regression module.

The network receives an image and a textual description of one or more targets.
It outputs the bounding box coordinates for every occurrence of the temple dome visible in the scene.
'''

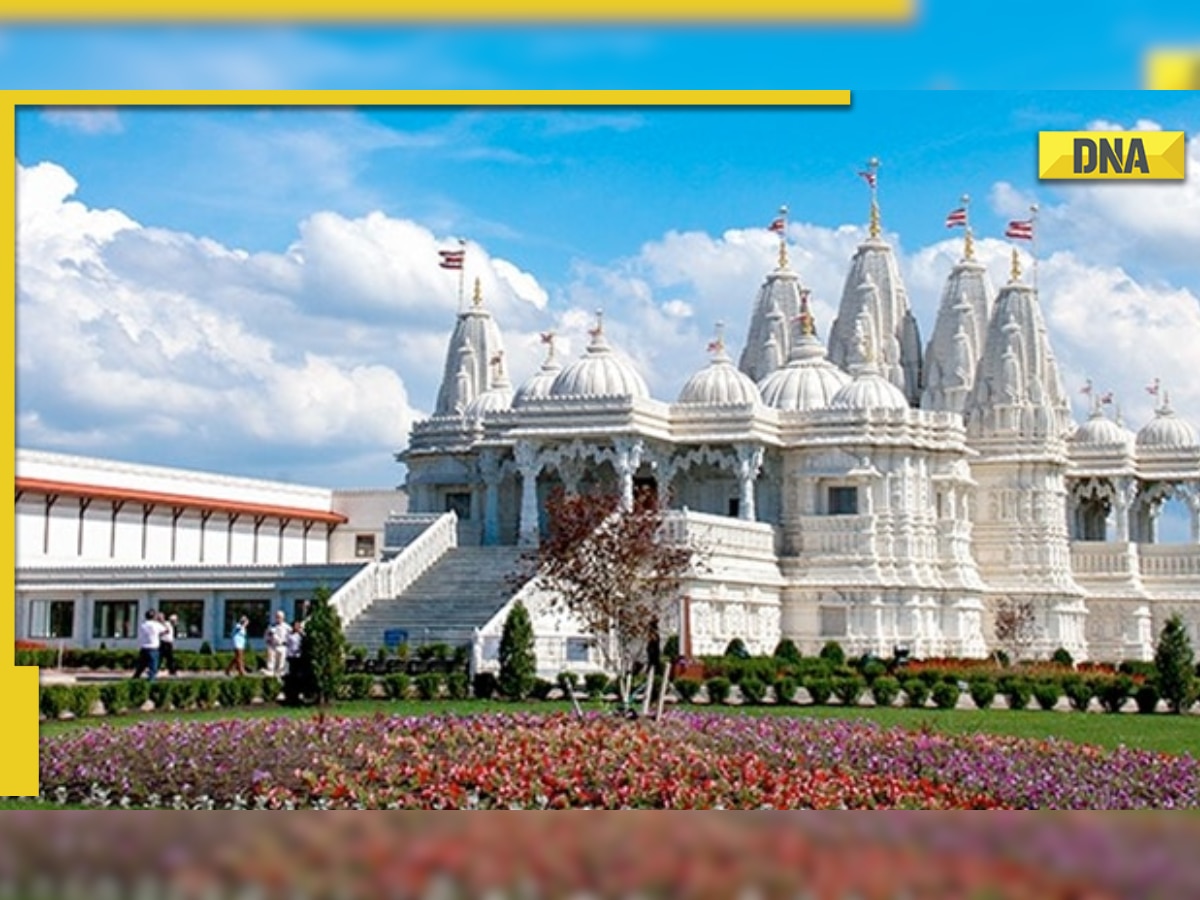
[677,337,760,406]
[463,385,513,420]
[549,316,649,400]
[512,337,562,408]
[1070,411,1134,452]
[758,335,850,412]
[1137,402,1199,450]
[830,368,910,411]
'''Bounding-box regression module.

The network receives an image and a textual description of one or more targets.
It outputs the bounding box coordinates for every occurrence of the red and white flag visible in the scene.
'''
[1080,380,1093,396]
[1146,378,1161,397]
[768,217,786,233]
[857,170,877,189]
[1005,219,1034,240]
[945,207,967,228]
[438,249,465,270]
[1099,391,1114,405]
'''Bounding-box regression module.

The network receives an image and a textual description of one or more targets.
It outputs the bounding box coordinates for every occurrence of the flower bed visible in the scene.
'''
[39,712,1198,810]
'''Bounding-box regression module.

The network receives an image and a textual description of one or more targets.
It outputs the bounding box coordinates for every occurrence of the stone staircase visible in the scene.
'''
[342,546,528,651]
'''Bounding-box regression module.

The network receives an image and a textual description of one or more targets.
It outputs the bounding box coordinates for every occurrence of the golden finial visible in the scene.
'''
[1009,248,1022,283]
[798,288,816,337]
[862,157,881,239]
[472,277,483,307]
[776,205,789,268]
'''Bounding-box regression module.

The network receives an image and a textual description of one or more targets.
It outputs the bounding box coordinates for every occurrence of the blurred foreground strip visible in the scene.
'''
[1145,49,1200,88]
[0,812,1199,898]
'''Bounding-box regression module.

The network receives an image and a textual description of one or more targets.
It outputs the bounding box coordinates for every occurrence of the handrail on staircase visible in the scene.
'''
[330,511,458,628]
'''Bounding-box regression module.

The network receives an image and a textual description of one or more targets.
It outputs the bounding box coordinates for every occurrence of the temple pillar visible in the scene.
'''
[1113,477,1133,543]
[613,437,644,512]
[734,443,764,522]
[479,449,502,546]
[1188,483,1200,544]
[515,440,542,547]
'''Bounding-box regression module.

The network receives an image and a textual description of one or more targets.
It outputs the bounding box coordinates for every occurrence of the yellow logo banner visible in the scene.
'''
[1039,131,1186,180]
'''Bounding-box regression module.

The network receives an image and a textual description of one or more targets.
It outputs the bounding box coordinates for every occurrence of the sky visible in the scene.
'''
[14,92,1200,501]
[0,4,1198,90]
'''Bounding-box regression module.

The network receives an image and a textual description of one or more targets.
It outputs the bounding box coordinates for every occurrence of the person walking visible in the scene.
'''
[282,620,307,706]
[225,615,249,676]
[160,612,179,677]
[265,610,290,678]
[131,609,166,682]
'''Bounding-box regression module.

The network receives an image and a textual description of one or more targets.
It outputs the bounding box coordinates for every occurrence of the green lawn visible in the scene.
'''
[11,698,1196,810]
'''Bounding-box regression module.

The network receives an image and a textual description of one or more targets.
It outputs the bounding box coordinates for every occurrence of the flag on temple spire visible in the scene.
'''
[1099,391,1114,405]
[768,216,786,233]
[438,248,465,270]
[1005,219,1034,240]
[1146,378,1161,396]
[945,207,968,228]
[1080,379,1093,396]
[857,169,877,189]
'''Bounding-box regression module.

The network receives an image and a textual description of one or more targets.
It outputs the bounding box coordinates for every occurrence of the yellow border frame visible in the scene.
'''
[0,1,912,23]
[2,88,849,798]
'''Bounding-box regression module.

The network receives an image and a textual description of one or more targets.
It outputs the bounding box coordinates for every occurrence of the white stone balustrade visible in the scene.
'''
[331,511,458,627]
[660,510,777,561]
[1069,542,1139,578]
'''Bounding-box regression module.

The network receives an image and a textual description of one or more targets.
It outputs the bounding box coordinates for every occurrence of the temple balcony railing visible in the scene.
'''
[660,509,778,563]
[1137,543,1200,580]
[1069,541,1140,579]
[791,514,875,559]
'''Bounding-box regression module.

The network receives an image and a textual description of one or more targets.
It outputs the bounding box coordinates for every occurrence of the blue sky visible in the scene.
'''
[0,4,1199,90]
[14,93,1200,504]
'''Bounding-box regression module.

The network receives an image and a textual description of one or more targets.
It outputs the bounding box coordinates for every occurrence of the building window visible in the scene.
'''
[159,600,205,640]
[355,533,377,558]
[566,638,593,663]
[293,598,311,622]
[30,600,74,639]
[444,492,471,520]
[827,486,859,515]
[482,636,500,661]
[223,599,271,641]
[727,497,740,518]
[93,600,139,640]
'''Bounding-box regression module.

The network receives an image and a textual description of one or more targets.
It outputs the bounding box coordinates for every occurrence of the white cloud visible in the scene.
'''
[42,108,123,135]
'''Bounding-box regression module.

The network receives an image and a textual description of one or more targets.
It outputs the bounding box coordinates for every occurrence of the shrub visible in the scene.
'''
[1050,647,1074,668]
[1134,682,1160,715]
[304,585,346,706]
[169,679,197,711]
[869,676,900,708]
[469,672,495,701]
[723,638,750,660]
[1032,679,1062,711]
[931,681,960,710]
[148,681,172,711]
[98,682,130,716]
[343,673,375,701]
[774,676,798,705]
[902,678,929,708]
[1118,660,1156,680]
[818,641,845,668]
[860,659,888,684]
[773,639,802,665]
[261,677,282,704]
[126,679,150,710]
[833,675,865,707]
[805,677,833,706]
[673,677,702,703]
[414,672,443,701]
[1097,675,1134,714]
[238,676,260,706]
[69,685,99,719]
[198,641,213,655]
[1062,676,1094,713]
[446,672,469,701]
[1000,676,1033,711]
[40,686,73,720]
[498,601,537,701]
[583,673,610,697]
[530,678,554,701]
[557,671,580,697]
[194,678,218,709]
[968,677,997,710]
[705,677,731,705]
[217,678,241,709]
[384,673,412,700]
[1154,613,1197,714]
[738,676,767,705]
[662,634,681,663]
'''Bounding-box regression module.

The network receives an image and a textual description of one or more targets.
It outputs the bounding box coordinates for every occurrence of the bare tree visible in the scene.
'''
[992,598,1040,664]
[524,486,697,706]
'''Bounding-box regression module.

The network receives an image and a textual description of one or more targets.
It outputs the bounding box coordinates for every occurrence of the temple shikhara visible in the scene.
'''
[15,178,1200,675]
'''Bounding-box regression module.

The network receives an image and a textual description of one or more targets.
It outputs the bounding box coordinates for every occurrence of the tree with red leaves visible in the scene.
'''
[527,486,698,705]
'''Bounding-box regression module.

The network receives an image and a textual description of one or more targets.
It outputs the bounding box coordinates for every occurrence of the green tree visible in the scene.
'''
[302,585,346,706]
[1154,613,1196,714]
[498,599,537,700]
